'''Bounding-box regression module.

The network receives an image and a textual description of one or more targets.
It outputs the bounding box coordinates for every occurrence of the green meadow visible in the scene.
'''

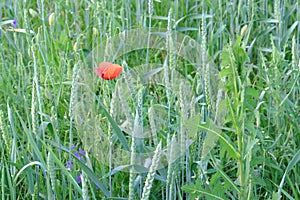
[0,0,299,199]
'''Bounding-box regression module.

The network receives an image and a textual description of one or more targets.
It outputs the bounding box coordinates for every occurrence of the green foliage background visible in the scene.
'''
[0,0,299,199]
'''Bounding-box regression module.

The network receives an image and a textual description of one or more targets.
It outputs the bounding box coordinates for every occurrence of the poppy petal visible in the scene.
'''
[102,64,122,80]
[94,62,111,77]
[94,62,122,80]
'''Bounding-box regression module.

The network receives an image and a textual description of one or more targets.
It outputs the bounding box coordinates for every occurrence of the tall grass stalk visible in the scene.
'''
[128,111,139,200]
[141,142,162,200]
[146,0,153,72]
[165,8,173,200]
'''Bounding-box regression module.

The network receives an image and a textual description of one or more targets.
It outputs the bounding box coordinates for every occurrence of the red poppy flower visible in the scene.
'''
[94,62,122,80]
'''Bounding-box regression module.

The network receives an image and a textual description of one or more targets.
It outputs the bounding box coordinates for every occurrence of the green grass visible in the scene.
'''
[0,0,299,199]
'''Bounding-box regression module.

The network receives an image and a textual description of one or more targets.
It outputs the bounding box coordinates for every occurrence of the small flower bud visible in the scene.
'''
[49,12,55,27]
[73,41,78,52]
[241,25,247,37]
[11,19,17,27]
[92,27,98,35]
[29,9,38,18]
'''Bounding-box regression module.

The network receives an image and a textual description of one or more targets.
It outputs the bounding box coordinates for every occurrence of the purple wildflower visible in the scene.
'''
[74,151,83,161]
[66,159,72,168]
[12,19,17,27]
[77,174,82,184]
[78,147,86,156]
[70,145,76,150]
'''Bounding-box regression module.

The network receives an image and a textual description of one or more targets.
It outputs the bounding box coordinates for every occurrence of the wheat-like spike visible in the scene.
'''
[47,152,56,193]
[204,63,211,113]
[166,135,179,199]
[137,87,144,129]
[274,0,280,22]
[165,12,173,192]
[274,0,282,47]
[167,11,176,72]
[69,64,79,118]
[179,80,188,118]
[31,78,38,136]
[69,63,79,149]
[214,88,225,125]
[128,162,135,200]
[201,11,211,118]
[179,80,189,189]
[0,109,11,151]
[141,142,162,200]
[165,125,171,199]
[271,38,279,86]
[164,62,171,114]
[166,136,176,176]
[189,96,196,118]
[170,135,178,164]
[81,172,89,200]
[165,9,172,125]
[291,36,298,100]
[292,36,297,70]
[148,0,153,16]
[31,29,42,127]
[30,43,41,137]
[145,0,153,72]
[23,0,33,48]
[168,170,176,200]
[128,112,139,200]
[179,80,187,162]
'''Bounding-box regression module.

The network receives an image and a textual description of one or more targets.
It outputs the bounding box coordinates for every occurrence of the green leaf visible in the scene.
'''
[278,149,300,196]
[210,154,241,194]
[280,21,298,48]
[272,191,282,200]
[185,115,239,159]
[15,110,46,166]
[220,46,232,68]
[201,122,220,162]
[94,94,130,151]
[46,148,83,196]
[74,154,110,197]
[45,141,110,197]
[246,87,260,99]
[219,67,232,78]
[182,181,225,200]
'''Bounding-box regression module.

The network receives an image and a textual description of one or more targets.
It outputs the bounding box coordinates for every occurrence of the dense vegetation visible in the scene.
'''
[0,0,299,199]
